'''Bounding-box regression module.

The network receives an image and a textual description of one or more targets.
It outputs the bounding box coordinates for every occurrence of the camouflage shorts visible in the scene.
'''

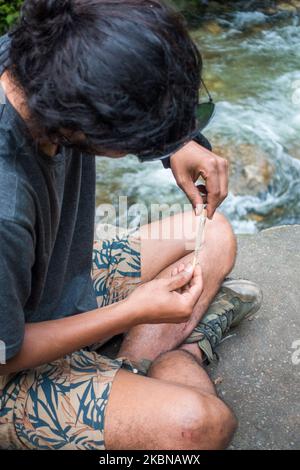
[0,230,142,450]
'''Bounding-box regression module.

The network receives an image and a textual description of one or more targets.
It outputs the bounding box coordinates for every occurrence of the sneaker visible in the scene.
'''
[184,279,263,363]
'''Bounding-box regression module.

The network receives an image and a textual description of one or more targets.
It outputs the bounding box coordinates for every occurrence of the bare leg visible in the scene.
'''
[104,350,237,450]
[119,211,237,364]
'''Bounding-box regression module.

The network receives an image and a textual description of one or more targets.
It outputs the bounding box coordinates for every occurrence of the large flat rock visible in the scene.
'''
[207,225,300,449]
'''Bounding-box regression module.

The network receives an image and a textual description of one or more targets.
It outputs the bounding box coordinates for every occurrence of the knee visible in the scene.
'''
[209,212,237,271]
[174,391,237,450]
[212,212,237,251]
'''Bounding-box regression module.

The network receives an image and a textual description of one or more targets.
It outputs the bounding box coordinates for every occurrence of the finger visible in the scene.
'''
[177,177,204,215]
[217,158,229,204]
[168,263,194,291]
[191,265,203,284]
[177,264,186,293]
[186,265,203,301]
[204,162,221,219]
[172,267,178,277]
[181,262,195,292]
[172,267,184,293]
[196,184,208,205]
[182,281,192,294]
[178,263,185,272]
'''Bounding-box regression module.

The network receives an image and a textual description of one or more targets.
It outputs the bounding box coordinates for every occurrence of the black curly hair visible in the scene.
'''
[8,0,202,154]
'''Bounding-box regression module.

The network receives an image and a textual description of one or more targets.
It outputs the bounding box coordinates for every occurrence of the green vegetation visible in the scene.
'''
[172,0,203,16]
[0,1,202,35]
[0,0,23,35]
[172,0,201,9]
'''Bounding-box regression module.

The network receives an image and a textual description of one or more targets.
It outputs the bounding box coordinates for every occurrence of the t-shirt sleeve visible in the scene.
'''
[0,219,35,361]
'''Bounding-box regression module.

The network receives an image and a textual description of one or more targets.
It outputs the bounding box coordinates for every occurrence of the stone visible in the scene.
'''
[203,21,223,35]
[265,7,279,14]
[288,145,300,160]
[277,2,297,12]
[212,143,275,196]
[248,213,265,223]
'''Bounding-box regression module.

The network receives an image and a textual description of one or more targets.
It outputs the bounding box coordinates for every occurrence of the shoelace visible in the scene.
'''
[199,308,235,346]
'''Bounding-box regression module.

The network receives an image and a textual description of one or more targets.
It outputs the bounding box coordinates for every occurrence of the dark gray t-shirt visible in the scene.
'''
[0,35,98,361]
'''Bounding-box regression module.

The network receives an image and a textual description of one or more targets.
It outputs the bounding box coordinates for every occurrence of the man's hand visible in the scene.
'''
[170,140,229,219]
[127,264,203,325]
[0,264,202,376]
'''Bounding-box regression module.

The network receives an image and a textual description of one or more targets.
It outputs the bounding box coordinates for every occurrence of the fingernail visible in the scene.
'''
[185,263,194,273]
[195,204,201,216]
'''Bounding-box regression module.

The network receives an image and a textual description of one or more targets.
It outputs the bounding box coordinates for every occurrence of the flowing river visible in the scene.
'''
[96,6,300,234]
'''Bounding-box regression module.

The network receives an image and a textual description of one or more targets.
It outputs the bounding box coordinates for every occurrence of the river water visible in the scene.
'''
[96,7,300,234]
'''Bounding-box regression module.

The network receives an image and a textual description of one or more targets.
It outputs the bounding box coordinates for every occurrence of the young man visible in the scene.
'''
[0,0,262,450]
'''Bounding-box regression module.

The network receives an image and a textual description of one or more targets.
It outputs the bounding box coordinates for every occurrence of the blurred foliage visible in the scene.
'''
[171,0,208,25]
[0,0,279,35]
[0,0,23,35]
[172,0,202,9]
[169,0,214,28]
[171,0,202,14]
[0,1,224,35]
[0,0,198,36]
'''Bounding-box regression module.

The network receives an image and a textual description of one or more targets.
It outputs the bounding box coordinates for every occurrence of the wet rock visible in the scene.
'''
[212,143,275,196]
[248,213,266,223]
[287,145,300,160]
[173,0,300,15]
[204,76,225,93]
[265,7,279,14]
[203,21,223,35]
[277,2,297,12]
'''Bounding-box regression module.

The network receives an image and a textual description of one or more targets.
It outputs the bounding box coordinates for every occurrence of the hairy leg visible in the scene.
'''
[119,211,237,364]
[104,350,237,450]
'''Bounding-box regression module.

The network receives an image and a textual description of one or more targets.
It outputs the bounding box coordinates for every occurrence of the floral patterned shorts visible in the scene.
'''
[0,230,142,450]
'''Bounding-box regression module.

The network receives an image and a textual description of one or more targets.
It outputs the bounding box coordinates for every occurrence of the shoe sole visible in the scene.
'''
[221,279,263,327]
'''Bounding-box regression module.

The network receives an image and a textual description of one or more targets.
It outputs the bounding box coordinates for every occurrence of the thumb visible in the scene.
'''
[180,179,204,215]
[168,264,194,291]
